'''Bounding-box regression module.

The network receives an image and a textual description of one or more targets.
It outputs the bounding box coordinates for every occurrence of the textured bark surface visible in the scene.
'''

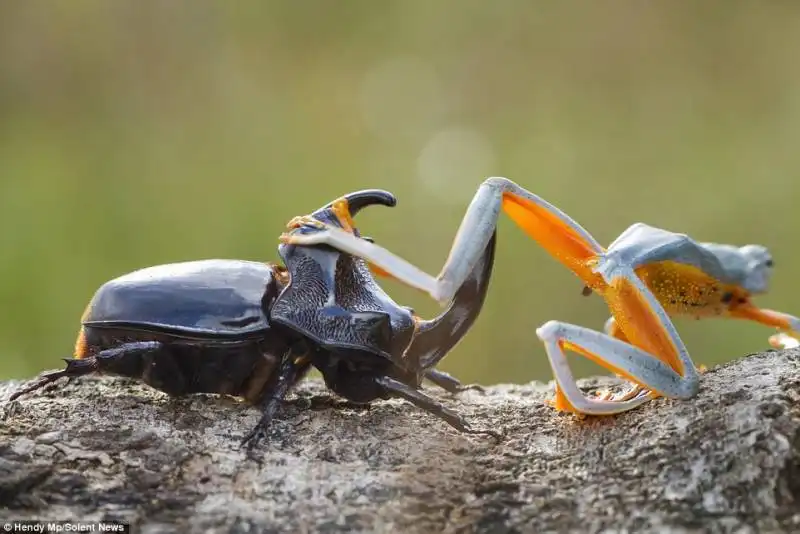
[1,349,799,533]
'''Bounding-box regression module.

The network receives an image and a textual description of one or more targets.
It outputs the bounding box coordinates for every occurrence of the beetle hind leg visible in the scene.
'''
[8,357,98,401]
[8,341,167,402]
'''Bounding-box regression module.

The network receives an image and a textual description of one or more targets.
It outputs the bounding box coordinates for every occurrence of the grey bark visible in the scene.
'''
[1,349,799,534]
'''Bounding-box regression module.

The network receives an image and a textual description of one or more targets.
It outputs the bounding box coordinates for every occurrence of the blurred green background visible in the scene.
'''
[2,1,799,386]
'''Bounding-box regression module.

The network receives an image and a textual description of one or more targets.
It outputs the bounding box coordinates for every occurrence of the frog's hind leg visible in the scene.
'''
[279,176,607,305]
[537,266,700,415]
[535,320,694,415]
[592,316,654,402]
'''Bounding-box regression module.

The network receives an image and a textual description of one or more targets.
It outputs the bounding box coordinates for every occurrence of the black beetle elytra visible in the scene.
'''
[9,189,498,447]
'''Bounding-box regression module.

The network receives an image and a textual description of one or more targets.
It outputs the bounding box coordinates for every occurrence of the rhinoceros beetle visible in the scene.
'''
[9,189,498,447]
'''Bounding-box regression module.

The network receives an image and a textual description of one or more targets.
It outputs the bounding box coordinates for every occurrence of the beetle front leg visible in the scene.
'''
[424,369,485,394]
[375,376,500,439]
[279,177,605,305]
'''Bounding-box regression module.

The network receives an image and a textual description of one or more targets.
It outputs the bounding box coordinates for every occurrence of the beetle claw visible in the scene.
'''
[464,424,504,442]
[7,357,96,402]
[240,424,270,450]
[449,383,486,395]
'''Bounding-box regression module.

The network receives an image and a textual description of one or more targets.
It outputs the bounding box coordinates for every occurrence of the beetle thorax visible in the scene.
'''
[270,243,415,362]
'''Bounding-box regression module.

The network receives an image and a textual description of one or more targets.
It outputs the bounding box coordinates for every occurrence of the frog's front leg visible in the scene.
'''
[537,266,701,415]
[770,332,800,349]
[727,304,800,349]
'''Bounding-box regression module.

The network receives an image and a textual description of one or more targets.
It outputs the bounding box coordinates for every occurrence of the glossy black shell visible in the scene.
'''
[83,259,280,338]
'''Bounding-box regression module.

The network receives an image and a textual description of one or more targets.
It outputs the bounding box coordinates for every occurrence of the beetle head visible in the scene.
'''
[269,189,415,364]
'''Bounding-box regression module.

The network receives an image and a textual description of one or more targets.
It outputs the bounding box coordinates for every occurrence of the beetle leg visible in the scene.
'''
[7,358,97,401]
[424,369,485,394]
[241,354,311,450]
[538,266,700,414]
[374,376,501,439]
[8,341,164,401]
[280,177,605,306]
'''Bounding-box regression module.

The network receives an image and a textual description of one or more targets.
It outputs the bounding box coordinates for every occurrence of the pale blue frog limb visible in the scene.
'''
[280,177,800,416]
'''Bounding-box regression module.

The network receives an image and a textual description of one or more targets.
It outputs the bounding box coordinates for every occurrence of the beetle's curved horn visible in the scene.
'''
[306,189,397,232]
[313,189,397,220]
[343,190,397,216]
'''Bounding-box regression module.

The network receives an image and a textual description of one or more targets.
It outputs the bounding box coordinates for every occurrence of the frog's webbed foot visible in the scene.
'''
[770,332,800,349]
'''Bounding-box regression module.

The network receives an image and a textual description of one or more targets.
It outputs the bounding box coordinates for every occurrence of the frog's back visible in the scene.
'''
[605,223,732,284]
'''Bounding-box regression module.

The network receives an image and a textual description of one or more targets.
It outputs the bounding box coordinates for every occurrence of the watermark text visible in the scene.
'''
[2,522,129,533]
